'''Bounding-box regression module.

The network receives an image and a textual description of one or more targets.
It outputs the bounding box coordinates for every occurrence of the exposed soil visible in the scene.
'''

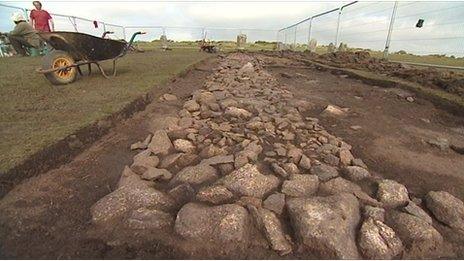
[255,53,464,201]
[1,52,463,259]
[273,50,464,97]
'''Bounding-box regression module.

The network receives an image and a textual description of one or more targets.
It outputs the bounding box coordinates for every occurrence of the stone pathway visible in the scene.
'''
[90,53,464,259]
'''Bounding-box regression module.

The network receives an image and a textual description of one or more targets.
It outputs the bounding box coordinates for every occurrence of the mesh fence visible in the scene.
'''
[1,2,463,66]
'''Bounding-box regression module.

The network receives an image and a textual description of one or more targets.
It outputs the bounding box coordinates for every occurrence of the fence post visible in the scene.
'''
[102,22,106,34]
[384,1,398,58]
[70,16,78,32]
[293,26,297,49]
[122,26,126,41]
[335,8,342,47]
[307,18,313,49]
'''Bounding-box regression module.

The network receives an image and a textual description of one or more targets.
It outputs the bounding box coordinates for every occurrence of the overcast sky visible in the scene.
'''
[1,1,463,56]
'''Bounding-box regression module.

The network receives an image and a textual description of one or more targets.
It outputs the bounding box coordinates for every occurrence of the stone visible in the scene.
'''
[148,130,173,156]
[127,208,173,230]
[271,163,288,178]
[386,210,443,258]
[282,163,299,175]
[171,164,219,186]
[287,147,302,164]
[287,194,360,259]
[323,154,340,166]
[168,183,195,206]
[263,192,286,215]
[377,179,409,208]
[404,201,433,224]
[363,205,386,222]
[338,149,354,165]
[194,91,217,105]
[225,107,252,119]
[217,163,235,176]
[201,155,235,166]
[162,93,178,101]
[281,174,319,197]
[352,158,368,168]
[342,166,371,181]
[130,134,152,150]
[320,104,347,117]
[425,191,464,234]
[426,138,449,150]
[159,153,183,169]
[358,218,403,259]
[183,100,200,112]
[117,166,149,188]
[196,185,234,204]
[131,151,159,173]
[178,117,193,129]
[174,203,250,256]
[218,163,280,199]
[173,139,196,153]
[238,62,254,75]
[254,208,292,255]
[406,96,415,102]
[91,184,175,225]
[298,154,311,170]
[319,177,382,207]
[310,164,339,181]
[141,168,173,181]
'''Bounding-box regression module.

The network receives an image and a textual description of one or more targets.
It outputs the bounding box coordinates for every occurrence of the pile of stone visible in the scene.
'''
[90,53,464,259]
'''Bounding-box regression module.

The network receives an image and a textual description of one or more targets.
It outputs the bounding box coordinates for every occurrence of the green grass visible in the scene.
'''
[0,49,209,173]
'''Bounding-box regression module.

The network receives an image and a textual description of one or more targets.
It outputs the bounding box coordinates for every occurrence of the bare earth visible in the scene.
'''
[0,53,463,259]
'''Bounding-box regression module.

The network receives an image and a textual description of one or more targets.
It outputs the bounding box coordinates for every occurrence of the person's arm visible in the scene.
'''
[46,11,54,31]
[49,18,54,32]
[29,11,35,28]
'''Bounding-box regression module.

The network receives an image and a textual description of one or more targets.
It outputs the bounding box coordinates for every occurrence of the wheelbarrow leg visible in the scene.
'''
[112,59,117,77]
[77,66,83,76]
[95,62,115,79]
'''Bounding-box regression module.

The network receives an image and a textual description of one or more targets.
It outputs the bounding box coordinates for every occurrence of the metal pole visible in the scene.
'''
[307,18,313,49]
[71,16,78,32]
[102,22,106,33]
[293,26,297,49]
[122,26,126,40]
[384,1,398,58]
[335,8,342,47]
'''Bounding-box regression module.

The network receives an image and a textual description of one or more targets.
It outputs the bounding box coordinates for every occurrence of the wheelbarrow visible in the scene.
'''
[37,31,145,85]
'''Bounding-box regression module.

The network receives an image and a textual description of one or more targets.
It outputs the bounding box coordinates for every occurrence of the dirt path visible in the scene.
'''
[257,54,464,200]
[0,57,219,259]
[1,53,464,259]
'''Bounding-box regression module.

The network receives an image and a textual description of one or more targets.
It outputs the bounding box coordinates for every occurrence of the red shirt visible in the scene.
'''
[30,9,52,32]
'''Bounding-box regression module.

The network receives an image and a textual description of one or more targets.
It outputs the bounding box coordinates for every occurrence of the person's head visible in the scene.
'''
[33,1,42,10]
[11,12,26,24]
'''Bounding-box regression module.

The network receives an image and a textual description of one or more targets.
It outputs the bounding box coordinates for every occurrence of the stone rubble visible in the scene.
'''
[90,53,463,259]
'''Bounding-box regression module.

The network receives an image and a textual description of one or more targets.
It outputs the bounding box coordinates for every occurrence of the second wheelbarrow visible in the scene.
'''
[37,31,145,85]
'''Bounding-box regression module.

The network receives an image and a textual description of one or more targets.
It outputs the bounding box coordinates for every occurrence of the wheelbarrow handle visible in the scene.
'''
[127,32,145,48]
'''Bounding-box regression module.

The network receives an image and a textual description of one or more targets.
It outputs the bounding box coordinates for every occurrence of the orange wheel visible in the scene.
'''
[42,50,77,85]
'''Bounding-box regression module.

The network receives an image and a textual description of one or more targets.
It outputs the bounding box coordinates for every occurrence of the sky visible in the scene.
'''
[1,1,463,56]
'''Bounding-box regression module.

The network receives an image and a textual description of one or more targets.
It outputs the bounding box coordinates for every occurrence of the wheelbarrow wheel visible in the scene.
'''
[42,50,77,85]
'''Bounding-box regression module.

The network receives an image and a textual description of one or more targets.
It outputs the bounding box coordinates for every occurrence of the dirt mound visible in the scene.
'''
[288,50,464,97]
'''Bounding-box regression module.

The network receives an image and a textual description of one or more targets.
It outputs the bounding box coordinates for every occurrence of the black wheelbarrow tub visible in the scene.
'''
[39,31,127,61]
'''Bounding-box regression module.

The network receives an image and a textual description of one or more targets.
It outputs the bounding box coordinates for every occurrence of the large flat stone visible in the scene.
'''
[286,193,360,259]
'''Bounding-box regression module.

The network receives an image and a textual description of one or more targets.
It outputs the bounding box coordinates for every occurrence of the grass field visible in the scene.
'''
[0,49,209,174]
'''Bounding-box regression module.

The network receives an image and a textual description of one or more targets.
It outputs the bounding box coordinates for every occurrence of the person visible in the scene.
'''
[6,12,41,56]
[30,1,54,32]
